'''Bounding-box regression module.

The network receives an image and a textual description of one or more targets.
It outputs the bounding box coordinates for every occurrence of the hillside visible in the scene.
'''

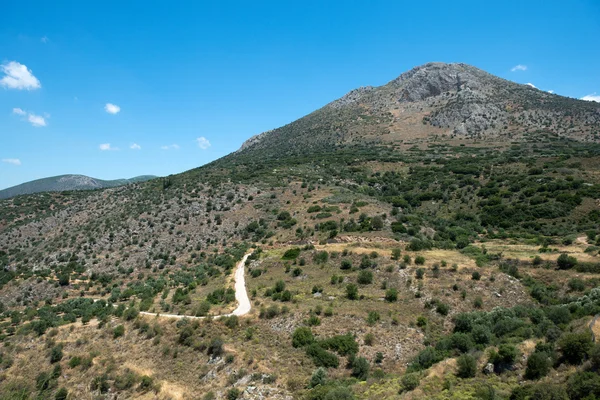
[0,63,599,400]
[0,174,157,199]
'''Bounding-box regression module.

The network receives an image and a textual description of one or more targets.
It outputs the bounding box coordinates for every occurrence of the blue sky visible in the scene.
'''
[1,0,599,189]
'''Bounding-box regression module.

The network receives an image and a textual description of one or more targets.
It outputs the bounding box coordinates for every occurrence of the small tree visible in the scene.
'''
[352,357,370,380]
[207,337,224,357]
[525,352,551,380]
[391,248,402,260]
[589,343,600,370]
[113,325,125,338]
[55,388,69,400]
[310,367,327,388]
[346,284,359,300]
[559,332,593,365]
[340,259,352,270]
[292,327,315,348]
[400,373,420,392]
[357,270,373,284]
[227,388,241,400]
[371,216,384,231]
[456,354,477,378]
[50,344,63,363]
[489,344,518,372]
[557,253,578,269]
[385,288,398,302]
[367,311,380,326]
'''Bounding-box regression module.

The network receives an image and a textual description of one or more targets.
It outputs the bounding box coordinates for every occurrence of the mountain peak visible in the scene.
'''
[238,62,600,154]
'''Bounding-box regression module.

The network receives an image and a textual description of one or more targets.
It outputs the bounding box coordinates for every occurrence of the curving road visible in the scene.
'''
[138,252,253,320]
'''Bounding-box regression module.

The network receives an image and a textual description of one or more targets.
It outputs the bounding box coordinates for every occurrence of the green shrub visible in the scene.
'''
[305,343,339,368]
[557,253,578,269]
[310,367,327,388]
[558,331,593,365]
[489,344,518,372]
[274,280,286,293]
[409,347,445,371]
[567,371,600,400]
[357,270,373,284]
[367,311,380,326]
[589,343,600,370]
[385,288,398,302]
[227,388,241,400]
[36,371,52,392]
[456,354,477,378]
[436,302,449,316]
[568,278,585,292]
[415,256,426,265]
[525,351,551,380]
[55,387,68,400]
[224,315,239,329]
[282,248,301,260]
[351,357,369,380]
[207,337,224,357]
[292,327,314,348]
[139,375,154,391]
[50,344,63,364]
[320,334,358,356]
[113,324,125,338]
[400,373,420,392]
[346,284,358,300]
[68,356,81,368]
[511,383,568,400]
[314,251,329,264]
[322,386,355,400]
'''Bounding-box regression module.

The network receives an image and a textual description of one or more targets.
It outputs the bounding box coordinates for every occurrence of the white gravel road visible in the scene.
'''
[138,252,252,320]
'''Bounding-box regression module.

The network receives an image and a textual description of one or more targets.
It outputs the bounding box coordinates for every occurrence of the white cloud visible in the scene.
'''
[104,103,121,114]
[160,144,180,150]
[99,143,119,151]
[581,93,600,102]
[0,61,41,90]
[27,113,46,127]
[41,36,49,43]
[196,136,211,149]
[2,158,21,166]
[526,83,536,89]
[12,108,48,127]
[130,143,141,150]
[511,64,527,72]
[548,90,554,94]
[13,107,50,128]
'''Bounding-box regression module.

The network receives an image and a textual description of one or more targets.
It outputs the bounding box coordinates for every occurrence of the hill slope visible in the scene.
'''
[0,174,157,199]
[0,63,599,400]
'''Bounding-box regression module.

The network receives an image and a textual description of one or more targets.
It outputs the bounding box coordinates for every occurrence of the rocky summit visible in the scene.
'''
[239,63,599,156]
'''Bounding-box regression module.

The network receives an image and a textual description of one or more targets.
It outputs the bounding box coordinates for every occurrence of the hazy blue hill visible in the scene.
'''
[0,174,157,199]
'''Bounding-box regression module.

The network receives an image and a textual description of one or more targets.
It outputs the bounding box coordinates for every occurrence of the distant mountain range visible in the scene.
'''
[0,174,157,199]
